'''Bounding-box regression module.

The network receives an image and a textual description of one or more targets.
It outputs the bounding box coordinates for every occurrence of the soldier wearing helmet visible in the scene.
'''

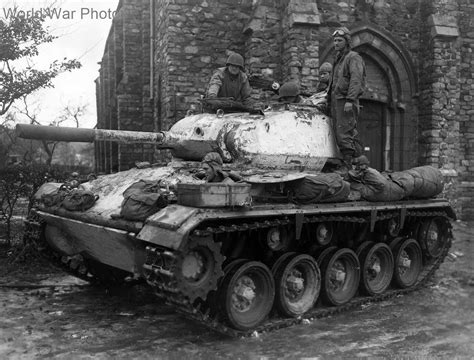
[328,27,366,177]
[206,52,252,106]
[69,172,80,188]
[278,82,303,104]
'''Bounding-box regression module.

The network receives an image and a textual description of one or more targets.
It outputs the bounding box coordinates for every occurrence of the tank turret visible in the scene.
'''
[16,105,339,171]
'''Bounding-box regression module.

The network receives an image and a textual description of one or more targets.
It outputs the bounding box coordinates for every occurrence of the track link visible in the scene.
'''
[143,210,452,337]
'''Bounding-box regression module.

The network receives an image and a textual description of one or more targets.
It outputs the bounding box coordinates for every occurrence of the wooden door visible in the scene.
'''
[358,101,384,170]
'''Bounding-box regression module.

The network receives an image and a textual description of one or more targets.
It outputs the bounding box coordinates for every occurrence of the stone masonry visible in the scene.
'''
[96,0,474,219]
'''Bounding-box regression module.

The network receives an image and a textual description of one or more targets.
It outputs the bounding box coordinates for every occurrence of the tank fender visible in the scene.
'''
[137,204,203,250]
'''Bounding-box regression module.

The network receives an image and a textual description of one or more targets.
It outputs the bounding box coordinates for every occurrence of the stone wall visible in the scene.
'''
[95,0,155,172]
[154,0,253,130]
[95,0,474,219]
[458,0,474,219]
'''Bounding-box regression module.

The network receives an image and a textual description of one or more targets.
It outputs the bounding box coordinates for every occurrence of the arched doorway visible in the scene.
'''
[320,24,417,171]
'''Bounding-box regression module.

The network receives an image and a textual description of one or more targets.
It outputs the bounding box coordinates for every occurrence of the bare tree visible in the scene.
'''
[57,103,88,128]
[12,98,89,165]
[0,7,81,115]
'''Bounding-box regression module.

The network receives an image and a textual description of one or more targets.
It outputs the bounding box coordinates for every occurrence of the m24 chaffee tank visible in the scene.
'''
[18,104,455,336]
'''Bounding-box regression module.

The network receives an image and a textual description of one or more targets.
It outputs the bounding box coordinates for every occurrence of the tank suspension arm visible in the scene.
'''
[15,124,167,145]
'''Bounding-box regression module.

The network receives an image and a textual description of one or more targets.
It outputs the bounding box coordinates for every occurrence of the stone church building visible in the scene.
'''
[95,0,473,219]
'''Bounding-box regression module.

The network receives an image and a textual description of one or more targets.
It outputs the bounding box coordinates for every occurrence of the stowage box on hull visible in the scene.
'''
[177,183,252,207]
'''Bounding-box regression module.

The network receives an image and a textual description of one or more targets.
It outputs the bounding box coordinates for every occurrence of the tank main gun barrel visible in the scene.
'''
[15,124,167,145]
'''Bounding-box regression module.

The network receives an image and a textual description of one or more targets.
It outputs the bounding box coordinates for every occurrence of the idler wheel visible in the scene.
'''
[219,260,274,331]
[321,248,360,306]
[174,237,225,302]
[417,217,449,260]
[359,243,394,296]
[392,238,422,288]
[273,254,321,317]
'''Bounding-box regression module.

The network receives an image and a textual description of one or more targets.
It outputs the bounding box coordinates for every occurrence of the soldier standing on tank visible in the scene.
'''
[206,52,252,106]
[328,27,366,176]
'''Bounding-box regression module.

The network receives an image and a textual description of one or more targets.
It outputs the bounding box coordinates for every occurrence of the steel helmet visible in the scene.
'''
[278,82,300,98]
[226,53,244,69]
[319,62,333,73]
[353,155,369,166]
[202,152,223,167]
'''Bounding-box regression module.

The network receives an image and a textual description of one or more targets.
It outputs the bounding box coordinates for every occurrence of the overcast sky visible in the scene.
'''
[2,0,119,128]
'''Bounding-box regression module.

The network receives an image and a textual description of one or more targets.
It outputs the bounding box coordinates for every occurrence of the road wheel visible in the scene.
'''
[393,238,422,288]
[355,241,374,258]
[418,217,449,260]
[321,248,360,306]
[219,260,274,330]
[274,254,321,317]
[359,243,394,296]
[315,246,338,266]
[271,252,297,275]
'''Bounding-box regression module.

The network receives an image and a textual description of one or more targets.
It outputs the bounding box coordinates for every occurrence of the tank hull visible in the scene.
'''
[29,188,455,335]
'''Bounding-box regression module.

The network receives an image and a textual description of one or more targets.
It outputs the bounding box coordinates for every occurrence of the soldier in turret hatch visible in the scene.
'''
[206,52,252,106]
[278,82,304,104]
[196,152,241,183]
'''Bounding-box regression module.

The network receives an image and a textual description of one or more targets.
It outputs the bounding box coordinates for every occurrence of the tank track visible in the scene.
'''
[143,209,452,337]
[23,210,127,286]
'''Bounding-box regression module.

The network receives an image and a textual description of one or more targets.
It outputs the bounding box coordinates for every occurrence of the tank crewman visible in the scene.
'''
[200,152,229,183]
[206,52,252,106]
[316,62,333,93]
[197,152,242,183]
[328,27,366,176]
[348,155,405,201]
[278,82,304,104]
[68,172,80,188]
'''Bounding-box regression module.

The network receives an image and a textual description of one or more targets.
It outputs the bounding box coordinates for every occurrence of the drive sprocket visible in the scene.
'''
[173,235,225,302]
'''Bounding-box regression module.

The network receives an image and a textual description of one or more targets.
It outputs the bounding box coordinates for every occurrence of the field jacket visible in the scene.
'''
[207,67,252,104]
[330,49,366,103]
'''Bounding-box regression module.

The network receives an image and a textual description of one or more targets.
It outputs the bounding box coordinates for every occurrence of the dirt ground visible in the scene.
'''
[0,220,473,360]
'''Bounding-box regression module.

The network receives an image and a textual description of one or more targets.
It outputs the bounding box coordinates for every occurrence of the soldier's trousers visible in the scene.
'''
[331,98,362,158]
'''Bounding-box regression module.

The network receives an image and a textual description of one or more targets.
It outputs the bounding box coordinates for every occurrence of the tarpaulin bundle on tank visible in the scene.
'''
[38,183,98,211]
[62,189,99,211]
[39,183,68,207]
[387,166,444,199]
[120,180,168,221]
[349,168,405,201]
[288,173,350,204]
[348,165,444,202]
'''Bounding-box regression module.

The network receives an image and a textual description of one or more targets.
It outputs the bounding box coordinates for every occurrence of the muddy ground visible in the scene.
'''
[0,221,473,359]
